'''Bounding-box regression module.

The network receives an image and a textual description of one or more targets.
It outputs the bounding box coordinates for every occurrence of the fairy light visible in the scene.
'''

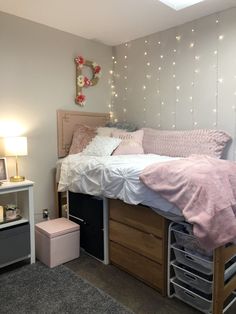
[176,35,181,41]
[218,35,224,40]
[144,51,148,56]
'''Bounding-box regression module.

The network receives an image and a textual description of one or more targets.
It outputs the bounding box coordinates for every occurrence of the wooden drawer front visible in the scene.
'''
[110,241,164,292]
[110,220,163,263]
[109,199,164,238]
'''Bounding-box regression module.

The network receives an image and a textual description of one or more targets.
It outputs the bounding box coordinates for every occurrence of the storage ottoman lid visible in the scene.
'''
[35,218,80,238]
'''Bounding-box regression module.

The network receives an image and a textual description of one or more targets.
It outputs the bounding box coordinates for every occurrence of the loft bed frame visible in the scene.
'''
[56,109,236,313]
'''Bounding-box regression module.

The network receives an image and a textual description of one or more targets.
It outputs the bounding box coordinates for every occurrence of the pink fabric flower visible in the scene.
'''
[75,56,85,66]
[76,94,86,105]
[84,76,91,87]
[94,65,101,74]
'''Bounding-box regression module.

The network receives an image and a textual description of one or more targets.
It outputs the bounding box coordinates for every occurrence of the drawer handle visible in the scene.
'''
[184,291,196,299]
[73,217,87,225]
[184,273,197,281]
[185,254,195,262]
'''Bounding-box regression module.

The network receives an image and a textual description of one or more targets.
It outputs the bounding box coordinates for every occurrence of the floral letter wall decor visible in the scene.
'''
[75,56,101,106]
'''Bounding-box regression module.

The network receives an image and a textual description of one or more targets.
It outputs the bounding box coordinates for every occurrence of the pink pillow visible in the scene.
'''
[112,130,144,155]
[142,128,231,158]
[69,124,96,155]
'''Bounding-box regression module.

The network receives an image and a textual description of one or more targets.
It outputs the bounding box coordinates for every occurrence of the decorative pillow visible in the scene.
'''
[112,129,144,155]
[96,127,119,137]
[80,135,122,156]
[142,128,231,158]
[69,124,96,155]
[106,121,137,132]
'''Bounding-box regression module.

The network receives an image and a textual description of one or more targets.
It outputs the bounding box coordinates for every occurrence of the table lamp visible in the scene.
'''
[4,136,28,182]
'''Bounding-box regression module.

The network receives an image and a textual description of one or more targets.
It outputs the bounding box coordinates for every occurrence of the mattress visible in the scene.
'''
[58,154,184,220]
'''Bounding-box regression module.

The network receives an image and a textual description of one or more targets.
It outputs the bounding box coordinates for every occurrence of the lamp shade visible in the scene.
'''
[4,136,28,157]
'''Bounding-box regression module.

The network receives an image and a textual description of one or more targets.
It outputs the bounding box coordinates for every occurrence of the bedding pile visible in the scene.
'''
[140,155,236,251]
[58,154,182,218]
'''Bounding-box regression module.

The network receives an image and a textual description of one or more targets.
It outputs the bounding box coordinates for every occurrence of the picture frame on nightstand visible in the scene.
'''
[0,157,8,183]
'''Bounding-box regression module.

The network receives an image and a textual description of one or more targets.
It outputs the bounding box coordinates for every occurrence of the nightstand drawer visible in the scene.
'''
[109,199,164,238]
[110,241,164,292]
[110,220,163,263]
[0,223,30,266]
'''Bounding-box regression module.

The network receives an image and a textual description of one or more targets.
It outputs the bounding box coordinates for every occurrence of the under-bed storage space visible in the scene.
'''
[68,192,104,261]
[109,199,168,295]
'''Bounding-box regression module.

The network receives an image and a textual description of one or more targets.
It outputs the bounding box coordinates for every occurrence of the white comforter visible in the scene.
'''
[58,154,182,217]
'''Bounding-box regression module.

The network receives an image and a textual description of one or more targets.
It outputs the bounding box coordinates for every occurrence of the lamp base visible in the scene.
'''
[10,175,25,182]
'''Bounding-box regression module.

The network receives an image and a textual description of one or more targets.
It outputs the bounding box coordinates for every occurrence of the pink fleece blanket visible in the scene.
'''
[140,155,236,251]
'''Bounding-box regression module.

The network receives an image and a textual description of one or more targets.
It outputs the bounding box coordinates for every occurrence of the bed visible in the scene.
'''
[56,109,236,314]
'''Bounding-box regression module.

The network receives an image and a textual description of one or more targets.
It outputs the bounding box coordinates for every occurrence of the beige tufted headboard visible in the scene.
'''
[57,110,110,157]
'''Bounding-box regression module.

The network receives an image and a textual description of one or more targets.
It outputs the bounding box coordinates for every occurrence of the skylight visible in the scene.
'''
[159,0,204,11]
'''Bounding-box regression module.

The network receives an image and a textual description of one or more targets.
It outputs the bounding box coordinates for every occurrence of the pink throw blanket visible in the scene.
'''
[140,155,236,251]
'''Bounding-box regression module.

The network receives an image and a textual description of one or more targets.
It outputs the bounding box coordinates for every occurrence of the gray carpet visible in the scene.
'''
[0,262,132,314]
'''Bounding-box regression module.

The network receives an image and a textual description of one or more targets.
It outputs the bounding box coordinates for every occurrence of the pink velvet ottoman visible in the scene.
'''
[35,218,80,268]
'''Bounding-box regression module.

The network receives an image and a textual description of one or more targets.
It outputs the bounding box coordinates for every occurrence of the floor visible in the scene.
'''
[65,252,236,314]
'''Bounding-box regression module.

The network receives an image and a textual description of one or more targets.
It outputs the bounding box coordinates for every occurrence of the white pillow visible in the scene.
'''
[81,135,122,156]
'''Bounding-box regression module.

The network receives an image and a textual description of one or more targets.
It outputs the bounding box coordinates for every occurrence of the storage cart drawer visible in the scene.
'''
[172,224,212,257]
[172,262,212,294]
[0,223,30,266]
[171,278,212,312]
[172,244,213,274]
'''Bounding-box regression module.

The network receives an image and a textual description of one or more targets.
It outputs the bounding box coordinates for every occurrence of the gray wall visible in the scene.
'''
[0,12,113,222]
[113,8,236,160]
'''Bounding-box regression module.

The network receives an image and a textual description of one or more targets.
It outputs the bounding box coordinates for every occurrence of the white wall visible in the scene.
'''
[113,8,236,160]
[0,11,113,222]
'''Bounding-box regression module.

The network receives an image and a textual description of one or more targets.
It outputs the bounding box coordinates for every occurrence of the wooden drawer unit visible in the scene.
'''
[110,220,163,263]
[110,242,164,291]
[109,199,168,295]
[110,199,164,238]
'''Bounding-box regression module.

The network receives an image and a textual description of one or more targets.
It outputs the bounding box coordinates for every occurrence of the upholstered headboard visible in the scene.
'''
[57,110,110,157]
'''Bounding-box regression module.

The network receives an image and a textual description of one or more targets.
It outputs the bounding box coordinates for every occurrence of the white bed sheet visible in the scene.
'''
[58,154,183,220]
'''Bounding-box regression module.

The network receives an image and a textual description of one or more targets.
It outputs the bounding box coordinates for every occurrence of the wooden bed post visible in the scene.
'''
[213,244,236,314]
[213,246,225,314]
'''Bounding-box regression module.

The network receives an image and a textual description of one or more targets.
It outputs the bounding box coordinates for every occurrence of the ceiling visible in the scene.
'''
[0,0,235,46]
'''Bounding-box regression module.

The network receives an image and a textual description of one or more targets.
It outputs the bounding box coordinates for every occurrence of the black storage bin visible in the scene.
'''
[69,192,104,260]
[0,223,30,266]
